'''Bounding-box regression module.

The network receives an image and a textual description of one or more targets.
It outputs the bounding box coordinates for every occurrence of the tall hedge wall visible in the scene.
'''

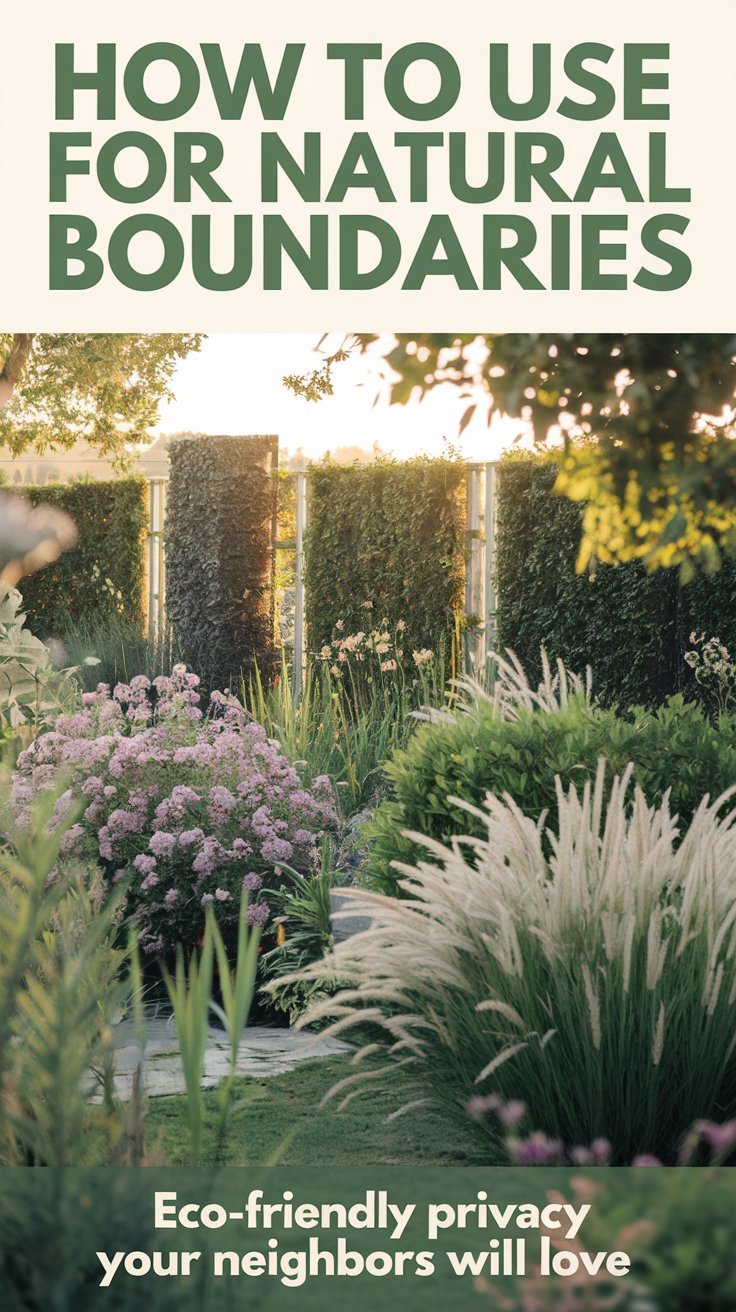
[305,457,465,657]
[495,454,736,706]
[19,477,147,638]
[166,435,277,694]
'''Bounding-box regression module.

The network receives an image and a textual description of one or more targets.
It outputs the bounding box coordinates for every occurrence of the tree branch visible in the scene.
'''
[0,333,35,408]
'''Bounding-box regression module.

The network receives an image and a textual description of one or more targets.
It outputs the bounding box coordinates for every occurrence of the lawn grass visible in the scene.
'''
[145,1056,491,1167]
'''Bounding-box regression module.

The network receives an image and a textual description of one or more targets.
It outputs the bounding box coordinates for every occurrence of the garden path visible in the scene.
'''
[91,1010,350,1103]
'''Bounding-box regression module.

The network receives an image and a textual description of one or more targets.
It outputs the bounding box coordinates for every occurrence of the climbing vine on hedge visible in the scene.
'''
[166,435,277,694]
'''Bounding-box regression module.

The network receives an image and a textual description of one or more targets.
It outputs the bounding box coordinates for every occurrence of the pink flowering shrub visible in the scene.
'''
[12,665,337,955]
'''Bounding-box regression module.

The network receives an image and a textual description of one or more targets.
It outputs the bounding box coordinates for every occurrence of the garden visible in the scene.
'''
[1,333,736,1250]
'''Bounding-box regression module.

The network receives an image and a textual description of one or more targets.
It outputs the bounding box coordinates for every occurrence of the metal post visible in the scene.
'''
[464,464,483,673]
[157,480,167,636]
[147,479,156,638]
[484,461,498,664]
[292,468,307,700]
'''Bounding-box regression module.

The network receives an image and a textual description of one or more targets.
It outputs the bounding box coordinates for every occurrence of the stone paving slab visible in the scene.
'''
[89,1020,350,1103]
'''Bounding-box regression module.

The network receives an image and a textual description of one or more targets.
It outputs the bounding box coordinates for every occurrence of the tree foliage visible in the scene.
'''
[0,334,202,459]
[288,334,736,575]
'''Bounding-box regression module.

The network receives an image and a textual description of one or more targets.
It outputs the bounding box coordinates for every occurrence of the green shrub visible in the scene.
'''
[305,770,736,1163]
[305,456,465,660]
[19,478,147,638]
[495,452,736,707]
[166,435,277,694]
[365,669,736,896]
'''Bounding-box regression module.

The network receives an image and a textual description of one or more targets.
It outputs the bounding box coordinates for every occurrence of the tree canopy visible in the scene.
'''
[287,333,736,577]
[0,334,202,461]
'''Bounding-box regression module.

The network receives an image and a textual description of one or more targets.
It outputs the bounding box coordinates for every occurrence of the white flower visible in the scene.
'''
[412,648,433,667]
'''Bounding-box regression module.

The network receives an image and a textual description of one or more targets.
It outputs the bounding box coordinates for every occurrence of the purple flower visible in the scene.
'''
[569,1138,612,1166]
[508,1133,565,1166]
[247,902,270,926]
[691,1119,736,1157]
[631,1155,663,1167]
[59,823,85,854]
[133,853,157,875]
[497,1100,528,1129]
[178,827,205,848]
[261,837,294,863]
[467,1094,502,1118]
[81,775,104,797]
[149,830,177,859]
[10,662,337,957]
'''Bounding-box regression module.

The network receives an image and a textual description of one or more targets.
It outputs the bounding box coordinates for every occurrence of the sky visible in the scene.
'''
[156,333,522,462]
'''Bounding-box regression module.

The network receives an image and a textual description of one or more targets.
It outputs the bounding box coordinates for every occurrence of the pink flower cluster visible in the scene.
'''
[467,1093,736,1167]
[13,665,336,955]
[317,615,434,684]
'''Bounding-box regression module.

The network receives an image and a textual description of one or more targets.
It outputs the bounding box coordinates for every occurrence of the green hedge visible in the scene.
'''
[19,478,147,638]
[365,693,736,895]
[305,457,465,657]
[495,454,736,706]
[166,435,277,694]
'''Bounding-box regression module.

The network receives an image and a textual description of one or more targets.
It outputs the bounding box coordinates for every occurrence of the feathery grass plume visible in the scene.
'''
[415,647,593,726]
[295,763,736,1162]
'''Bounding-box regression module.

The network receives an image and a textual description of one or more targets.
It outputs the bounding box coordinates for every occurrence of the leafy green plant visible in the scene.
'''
[0,778,126,1165]
[161,893,261,1165]
[161,930,214,1165]
[301,766,736,1163]
[14,867,127,1166]
[630,1171,736,1312]
[246,653,439,813]
[365,653,736,896]
[263,841,344,1022]
[0,584,85,739]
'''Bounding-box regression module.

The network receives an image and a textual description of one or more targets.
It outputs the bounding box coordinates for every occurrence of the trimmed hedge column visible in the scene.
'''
[304,457,465,658]
[495,453,736,707]
[20,477,147,637]
[167,435,277,694]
